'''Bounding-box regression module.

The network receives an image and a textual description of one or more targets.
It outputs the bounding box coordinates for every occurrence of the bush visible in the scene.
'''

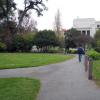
[67,49,77,54]
[44,47,64,53]
[86,50,100,60]
[95,47,100,53]
[12,34,34,52]
[0,42,6,51]
[34,30,59,52]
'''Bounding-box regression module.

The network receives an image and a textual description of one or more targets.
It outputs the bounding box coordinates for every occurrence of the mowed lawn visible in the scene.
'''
[0,78,40,100]
[93,60,100,86]
[0,53,73,69]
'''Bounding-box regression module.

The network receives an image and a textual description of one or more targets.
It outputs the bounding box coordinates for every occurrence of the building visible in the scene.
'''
[73,18,100,37]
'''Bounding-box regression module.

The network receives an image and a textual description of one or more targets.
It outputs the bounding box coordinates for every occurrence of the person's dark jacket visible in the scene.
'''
[77,47,84,54]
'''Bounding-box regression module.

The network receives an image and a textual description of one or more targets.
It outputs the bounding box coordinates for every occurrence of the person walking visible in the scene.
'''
[77,46,84,62]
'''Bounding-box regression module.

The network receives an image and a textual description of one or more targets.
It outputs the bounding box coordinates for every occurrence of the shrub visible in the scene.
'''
[44,47,64,53]
[86,50,100,60]
[12,34,34,52]
[95,47,100,53]
[67,49,77,54]
[0,42,6,51]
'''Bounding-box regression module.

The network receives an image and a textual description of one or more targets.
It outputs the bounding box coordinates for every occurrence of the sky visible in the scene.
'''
[14,0,100,30]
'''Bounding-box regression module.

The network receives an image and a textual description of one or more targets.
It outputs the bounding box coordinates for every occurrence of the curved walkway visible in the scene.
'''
[0,56,100,100]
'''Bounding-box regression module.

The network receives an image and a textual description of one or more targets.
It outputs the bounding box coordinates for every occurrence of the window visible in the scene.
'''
[97,25,100,28]
[82,30,86,35]
[79,31,81,33]
[87,30,90,36]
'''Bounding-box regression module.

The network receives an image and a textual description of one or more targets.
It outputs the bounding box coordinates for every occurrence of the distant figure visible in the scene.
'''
[77,46,84,62]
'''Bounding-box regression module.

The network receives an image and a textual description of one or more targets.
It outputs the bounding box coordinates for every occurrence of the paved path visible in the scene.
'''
[0,56,100,100]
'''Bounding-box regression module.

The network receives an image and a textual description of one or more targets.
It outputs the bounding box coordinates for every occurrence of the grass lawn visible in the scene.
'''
[93,60,100,86]
[0,53,73,69]
[0,78,40,100]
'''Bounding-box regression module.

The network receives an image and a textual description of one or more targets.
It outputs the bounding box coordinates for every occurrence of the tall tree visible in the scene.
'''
[0,0,47,51]
[17,0,47,32]
[19,12,37,34]
[0,0,16,51]
[0,0,16,21]
[64,28,81,53]
[54,9,62,37]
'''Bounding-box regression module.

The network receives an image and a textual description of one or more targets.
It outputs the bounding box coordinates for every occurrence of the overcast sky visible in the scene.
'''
[14,0,100,30]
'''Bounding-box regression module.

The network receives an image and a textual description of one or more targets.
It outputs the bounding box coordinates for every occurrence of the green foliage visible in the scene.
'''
[94,30,100,40]
[0,42,6,51]
[58,36,64,48]
[86,50,100,60]
[0,0,16,20]
[34,30,59,52]
[91,30,100,85]
[93,60,100,86]
[0,78,40,100]
[64,28,81,51]
[48,47,64,53]
[64,28,93,52]
[94,30,100,52]
[95,47,100,53]
[0,0,47,52]
[67,49,77,54]
[12,34,34,52]
[69,28,81,38]
[93,60,100,79]
[94,40,100,52]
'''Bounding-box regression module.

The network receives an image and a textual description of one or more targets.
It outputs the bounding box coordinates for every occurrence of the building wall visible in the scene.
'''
[73,18,100,37]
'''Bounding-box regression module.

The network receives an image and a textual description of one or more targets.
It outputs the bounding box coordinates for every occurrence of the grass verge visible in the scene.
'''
[0,78,40,100]
[0,53,74,69]
[93,60,100,86]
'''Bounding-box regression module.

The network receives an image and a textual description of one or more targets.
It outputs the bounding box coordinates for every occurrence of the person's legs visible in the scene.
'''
[78,54,82,62]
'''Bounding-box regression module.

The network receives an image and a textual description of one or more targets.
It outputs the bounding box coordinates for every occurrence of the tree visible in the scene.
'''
[0,42,6,51]
[64,28,81,53]
[94,30,100,52]
[54,9,62,37]
[12,33,34,52]
[78,34,93,50]
[0,0,47,51]
[17,0,47,32]
[94,29,100,40]
[19,12,37,34]
[0,0,16,21]
[0,0,16,51]
[0,0,16,34]
[53,9,64,48]
[64,28,93,53]
[68,28,81,46]
[34,30,59,52]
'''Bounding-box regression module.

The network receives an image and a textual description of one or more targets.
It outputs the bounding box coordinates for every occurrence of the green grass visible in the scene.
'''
[0,53,73,69]
[93,60,100,86]
[0,78,40,100]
